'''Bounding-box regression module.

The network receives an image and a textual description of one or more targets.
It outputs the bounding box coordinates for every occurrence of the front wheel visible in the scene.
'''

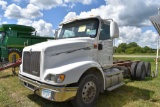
[72,73,99,107]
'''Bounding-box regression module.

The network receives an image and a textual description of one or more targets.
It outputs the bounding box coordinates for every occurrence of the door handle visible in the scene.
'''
[98,44,103,50]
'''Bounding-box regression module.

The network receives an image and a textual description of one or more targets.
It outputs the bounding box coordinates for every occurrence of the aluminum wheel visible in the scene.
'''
[82,81,96,103]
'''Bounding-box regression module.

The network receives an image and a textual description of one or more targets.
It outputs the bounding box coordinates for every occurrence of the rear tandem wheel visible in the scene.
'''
[144,62,151,77]
[130,62,138,80]
[136,62,146,80]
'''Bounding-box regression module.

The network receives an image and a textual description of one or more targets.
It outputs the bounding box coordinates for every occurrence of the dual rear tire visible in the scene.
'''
[130,61,151,80]
[144,62,151,77]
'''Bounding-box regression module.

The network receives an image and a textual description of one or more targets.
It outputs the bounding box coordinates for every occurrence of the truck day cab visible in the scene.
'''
[19,16,150,107]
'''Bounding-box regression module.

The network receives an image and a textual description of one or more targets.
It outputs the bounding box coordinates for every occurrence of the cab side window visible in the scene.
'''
[99,23,110,40]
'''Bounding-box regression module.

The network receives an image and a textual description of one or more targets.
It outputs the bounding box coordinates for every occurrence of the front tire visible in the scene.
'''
[72,73,99,107]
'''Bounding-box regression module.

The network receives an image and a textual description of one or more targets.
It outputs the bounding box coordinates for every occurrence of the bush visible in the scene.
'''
[115,42,155,54]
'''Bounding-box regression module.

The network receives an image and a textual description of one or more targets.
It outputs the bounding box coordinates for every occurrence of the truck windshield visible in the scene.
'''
[0,32,5,43]
[59,19,99,39]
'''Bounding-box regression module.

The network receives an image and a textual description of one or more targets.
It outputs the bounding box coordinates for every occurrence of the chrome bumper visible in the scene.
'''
[19,74,78,102]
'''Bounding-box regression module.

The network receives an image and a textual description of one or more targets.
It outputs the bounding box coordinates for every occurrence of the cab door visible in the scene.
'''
[98,22,113,68]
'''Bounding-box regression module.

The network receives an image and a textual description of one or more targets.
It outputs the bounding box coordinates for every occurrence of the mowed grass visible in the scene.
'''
[0,57,160,107]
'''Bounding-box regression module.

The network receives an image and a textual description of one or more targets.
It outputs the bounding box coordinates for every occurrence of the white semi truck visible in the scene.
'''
[19,16,151,107]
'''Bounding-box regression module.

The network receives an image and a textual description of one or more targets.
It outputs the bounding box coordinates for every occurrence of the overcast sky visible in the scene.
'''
[0,0,160,48]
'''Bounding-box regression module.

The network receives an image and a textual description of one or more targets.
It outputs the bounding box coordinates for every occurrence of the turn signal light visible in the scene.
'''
[94,44,98,49]
[57,74,65,83]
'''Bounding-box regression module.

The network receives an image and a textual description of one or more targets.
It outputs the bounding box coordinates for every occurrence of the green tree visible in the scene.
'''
[125,47,137,54]
[113,46,118,53]
[142,46,153,53]
[127,42,139,48]
[135,46,142,53]
[117,43,127,53]
[115,42,155,54]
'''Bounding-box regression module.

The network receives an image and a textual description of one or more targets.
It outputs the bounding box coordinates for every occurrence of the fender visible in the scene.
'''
[42,60,106,88]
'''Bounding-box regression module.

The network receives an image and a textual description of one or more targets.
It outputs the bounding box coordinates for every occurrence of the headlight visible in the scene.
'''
[45,74,65,83]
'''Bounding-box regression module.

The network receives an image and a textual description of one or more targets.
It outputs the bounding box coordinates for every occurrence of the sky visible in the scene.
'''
[0,0,160,49]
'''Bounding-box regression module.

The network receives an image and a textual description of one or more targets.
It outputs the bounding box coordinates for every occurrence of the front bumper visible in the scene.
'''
[19,74,78,102]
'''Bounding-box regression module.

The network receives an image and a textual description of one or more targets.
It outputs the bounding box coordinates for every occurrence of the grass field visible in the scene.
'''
[0,57,160,107]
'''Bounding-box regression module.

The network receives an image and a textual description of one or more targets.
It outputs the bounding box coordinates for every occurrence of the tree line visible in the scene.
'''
[114,42,155,54]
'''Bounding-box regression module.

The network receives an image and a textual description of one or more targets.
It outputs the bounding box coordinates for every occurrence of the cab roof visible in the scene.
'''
[59,16,113,27]
[59,16,103,26]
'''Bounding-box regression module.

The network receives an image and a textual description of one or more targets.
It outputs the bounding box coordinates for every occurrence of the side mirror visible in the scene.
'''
[54,28,61,39]
[110,21,119,38]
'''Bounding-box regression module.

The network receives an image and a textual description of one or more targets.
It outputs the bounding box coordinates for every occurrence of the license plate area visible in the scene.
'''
[42,89,52,100]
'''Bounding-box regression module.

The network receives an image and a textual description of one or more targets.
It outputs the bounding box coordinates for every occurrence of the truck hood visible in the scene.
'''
[23,37,93,54]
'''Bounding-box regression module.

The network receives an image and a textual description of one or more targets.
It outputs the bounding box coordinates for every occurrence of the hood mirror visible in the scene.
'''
[54,28,61,39]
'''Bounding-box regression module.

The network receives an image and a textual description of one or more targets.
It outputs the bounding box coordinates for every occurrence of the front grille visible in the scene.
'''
[23,52,40,77]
